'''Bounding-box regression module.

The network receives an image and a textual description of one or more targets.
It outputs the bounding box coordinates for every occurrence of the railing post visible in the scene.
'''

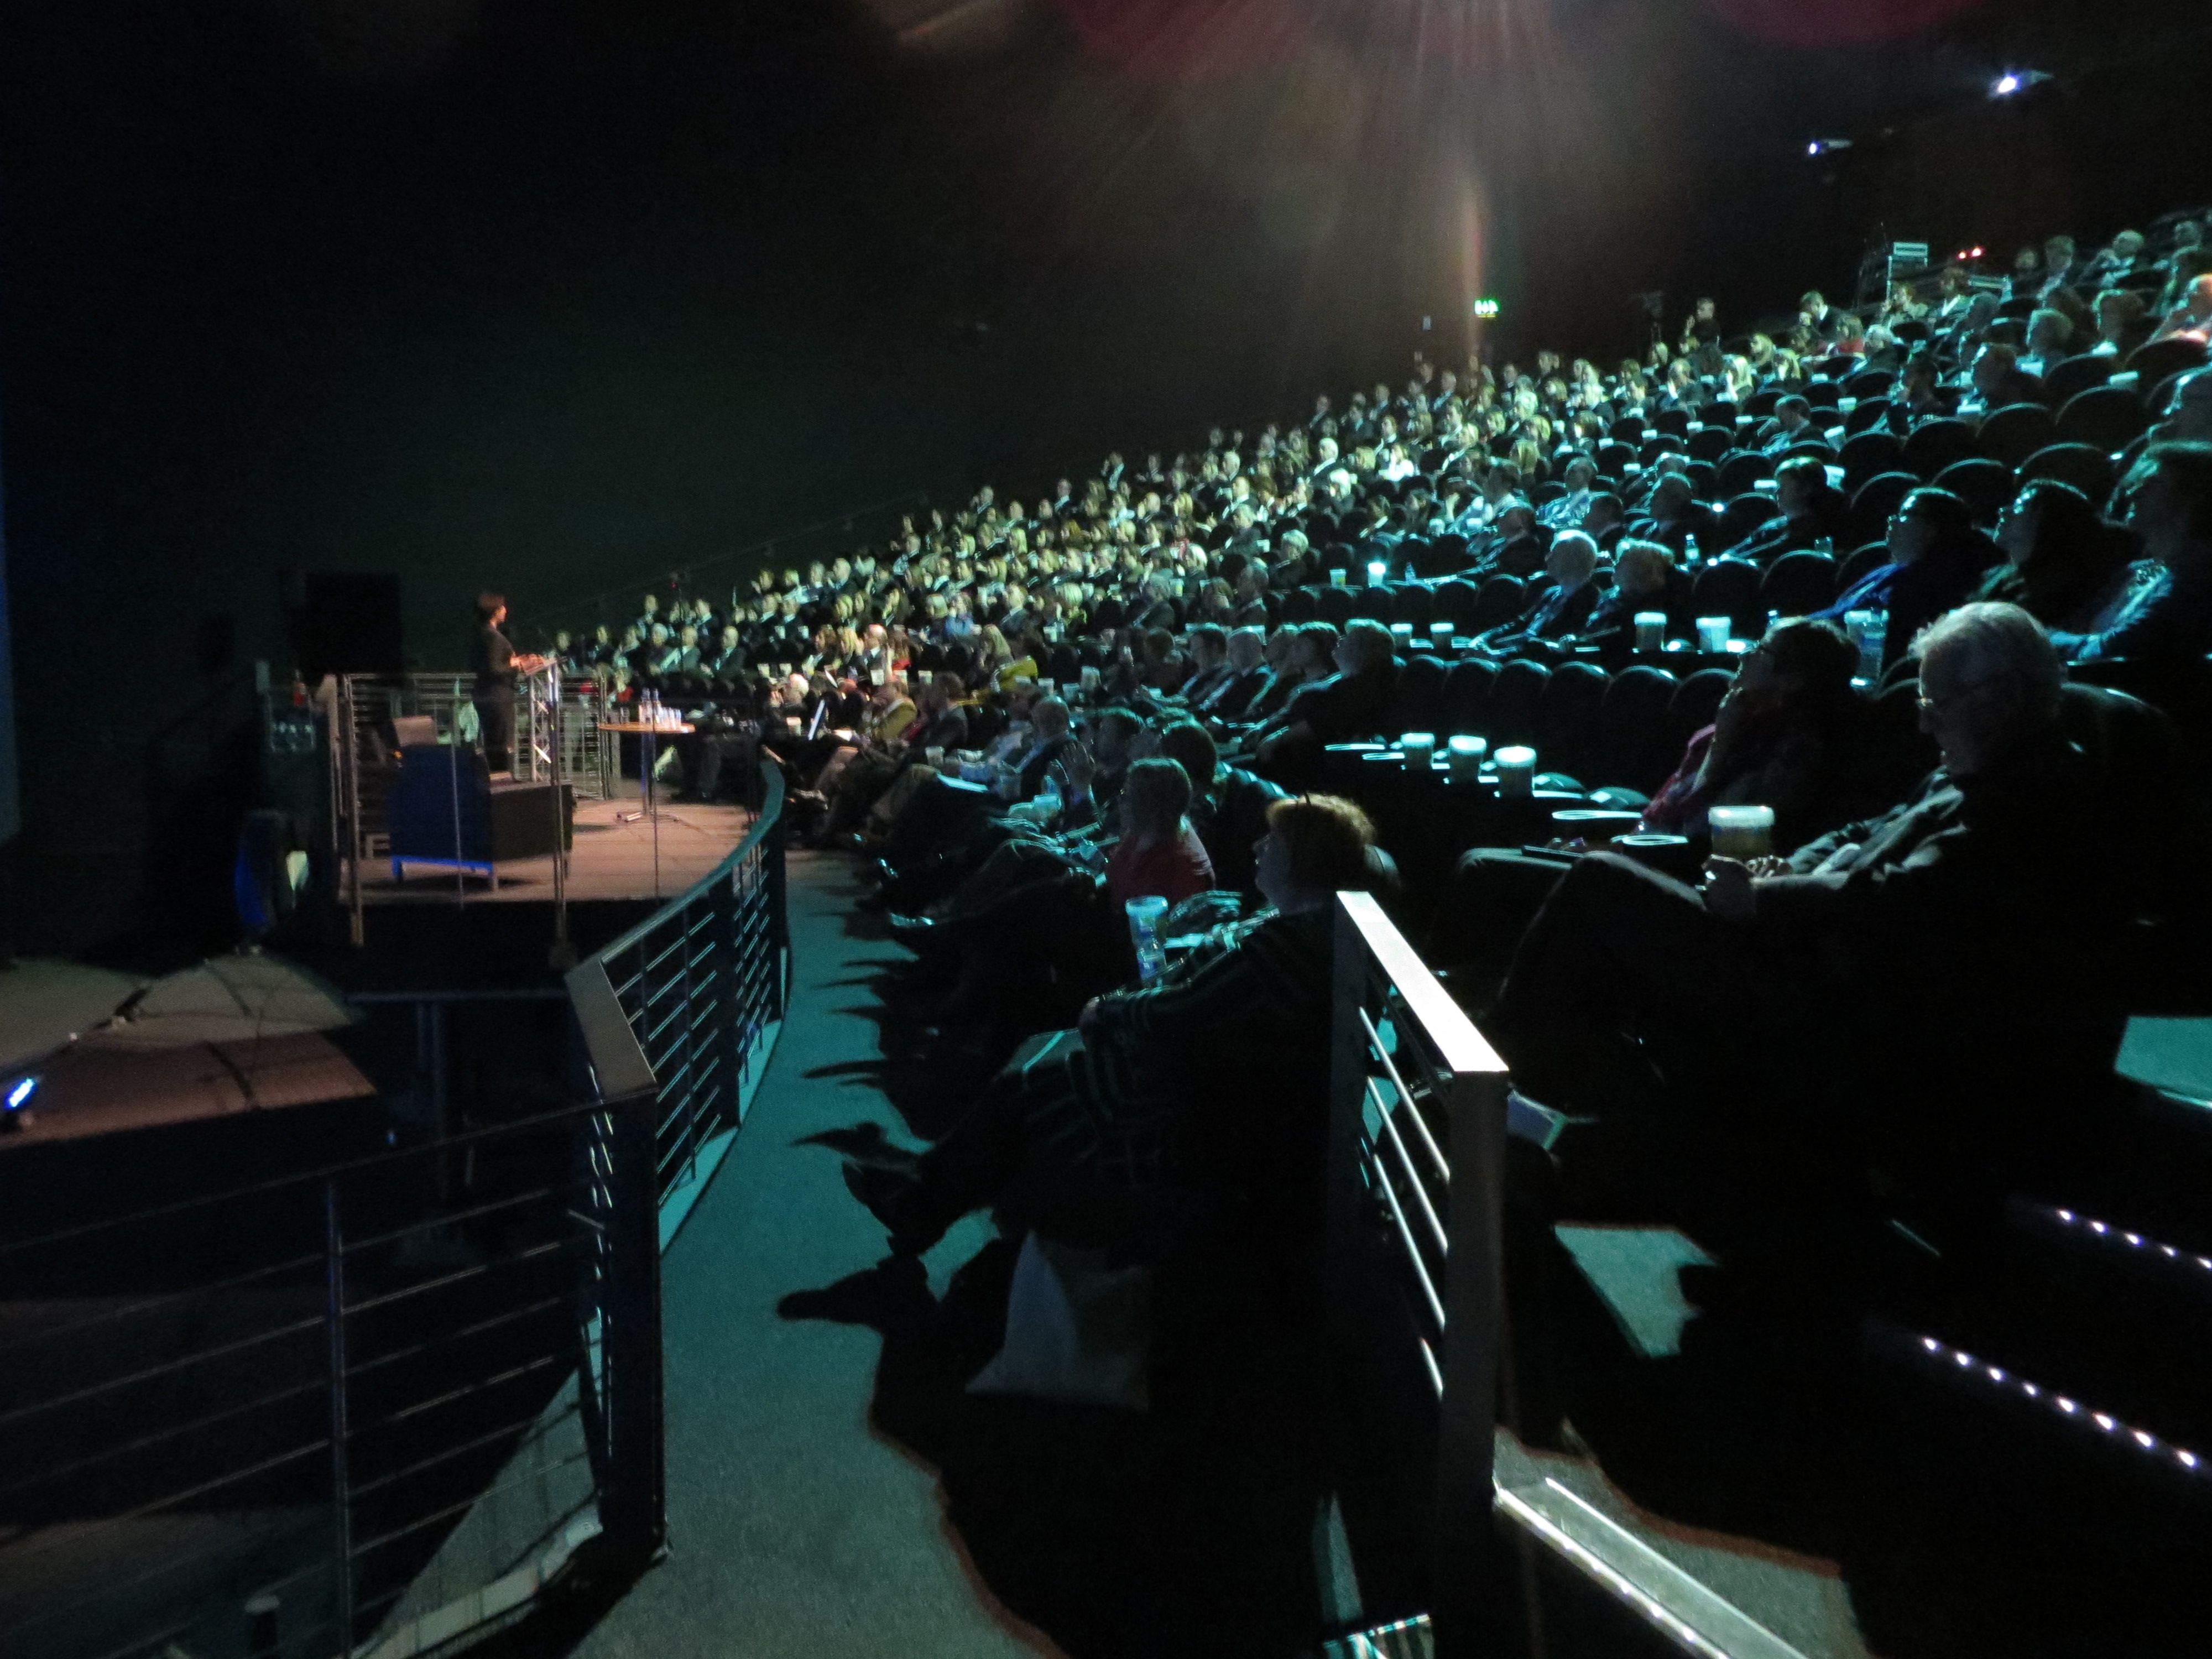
[324,1180,356,1657]
[597,1087,667,1567]
[767,806,789,1021]
[1430,1070,1509,1659]
[1326,895,1371,1348]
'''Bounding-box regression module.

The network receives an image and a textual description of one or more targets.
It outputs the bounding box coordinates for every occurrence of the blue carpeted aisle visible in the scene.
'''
[574,851,1051,1659]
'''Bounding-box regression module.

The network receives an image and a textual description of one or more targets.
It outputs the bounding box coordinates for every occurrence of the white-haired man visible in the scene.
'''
[1489,603,2127,1223]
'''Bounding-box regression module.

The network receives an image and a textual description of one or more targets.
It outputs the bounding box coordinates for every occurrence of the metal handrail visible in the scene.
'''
[1327,890,1510,1659]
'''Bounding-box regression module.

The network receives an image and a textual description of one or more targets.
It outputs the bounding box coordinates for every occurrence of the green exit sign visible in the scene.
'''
[1472,298,1501,320]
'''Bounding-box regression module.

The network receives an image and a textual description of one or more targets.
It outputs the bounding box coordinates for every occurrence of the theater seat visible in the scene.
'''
[1687,425,1731,462]
[1318,586,1356,626]
[1689,559,1763,638]
[2057,385,2150,453]
[1536,661,1609,779]
[1717,493,1780,549]
[1933,457,2016,525]
[1391,583,1435,626]
[1279,588,1317,624]
[2040,352,2114,406]
[1433,578,1481,631]
[2125,336,2209,405]
[1442,657,1499,735]
[1841,429,1905,491]
[1353,585,1394,623]
[1834,541,1891,594]
[1843,400,1890,437]
[2020,442,2117,503]
[1976,401,2058,469]
[1489,658,1550,747]
[1661,668,1729,759]
[1594,665,1680,794]
[1390,653,1449,731]
[1761,550,1837,618]
[1715,450,1774,497]
[1902,418,1978,481]
[1471,575,1526,633]
[1846,471,1918,548]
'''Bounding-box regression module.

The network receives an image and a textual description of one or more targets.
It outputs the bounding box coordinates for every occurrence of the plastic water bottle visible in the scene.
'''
[1126,896,1169,982]
[1035,776,1062,821]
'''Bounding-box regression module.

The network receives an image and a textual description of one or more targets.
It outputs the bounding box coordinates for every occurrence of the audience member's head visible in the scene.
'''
[1544,531,1600,588]
[1611,539,1674,598]
[1032,696,1072,739]
[2120,441,2212,571]
[1336,619,1396,677]
[2158,368,2212,444]
[1912,602,2063,776]
[1774,456,1828,518]
[1120,757,1193,844]
[1888,488,1976,565]
[1155,721,1219,789]
[1255,794,1378,911]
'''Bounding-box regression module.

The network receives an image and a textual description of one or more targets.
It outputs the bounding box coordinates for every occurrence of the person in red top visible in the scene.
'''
[1105,758,1214,907]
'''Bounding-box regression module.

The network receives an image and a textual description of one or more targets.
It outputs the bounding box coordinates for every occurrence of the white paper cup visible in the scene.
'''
[1399,732,1436,769]
[1696,615,1731,653]
[1447,735,1488,779]
[1635,611,1666,651]
[1495,744,1536,797]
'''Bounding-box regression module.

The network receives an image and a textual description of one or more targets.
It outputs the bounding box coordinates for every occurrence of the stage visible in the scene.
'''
[359,795,758,907]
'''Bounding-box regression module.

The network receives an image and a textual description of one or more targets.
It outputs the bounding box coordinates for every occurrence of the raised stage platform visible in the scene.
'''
[359,795,756,907]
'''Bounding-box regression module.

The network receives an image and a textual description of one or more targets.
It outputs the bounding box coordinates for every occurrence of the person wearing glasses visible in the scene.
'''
[1486,603,2130,1228]
[1814,487,1995,669]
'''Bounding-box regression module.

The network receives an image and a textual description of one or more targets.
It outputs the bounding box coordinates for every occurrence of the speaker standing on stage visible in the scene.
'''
[472,592,545,775]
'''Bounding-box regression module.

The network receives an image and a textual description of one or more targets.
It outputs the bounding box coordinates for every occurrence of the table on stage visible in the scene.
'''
[598,718,695,895]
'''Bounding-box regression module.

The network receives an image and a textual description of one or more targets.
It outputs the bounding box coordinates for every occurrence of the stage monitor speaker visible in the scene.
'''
[298,573,404,679]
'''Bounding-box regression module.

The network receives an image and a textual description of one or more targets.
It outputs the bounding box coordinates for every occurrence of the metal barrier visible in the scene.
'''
[1326,890,1510,1659]
[566,765,789,1222]
[0,774,789,1659]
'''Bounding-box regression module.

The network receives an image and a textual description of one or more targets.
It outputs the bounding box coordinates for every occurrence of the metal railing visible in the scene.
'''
[1327,891,1511,1659]
[567,765,789,1219]
[0,773,789,1659]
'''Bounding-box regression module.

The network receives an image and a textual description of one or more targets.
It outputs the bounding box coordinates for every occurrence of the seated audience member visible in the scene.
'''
[1815,487,1994,667]
[1476,532,1602,654]
[1631,473,1718,561]
[1438,619,1865,982]
[1155,720,1285,899]
[1248,618,1399,781]
[1960,341,2046,416]
[1557,538,1676,662]
[1171,624,1233,705]
[2091,289,2152,358]
[2152,272,2212,345]
[2052,441,2212,664]
[841,796,1383,1257]
[2016,307,2075,379]
[2152,366,2212,445]
[1490,603,2127,1224]
[1537,457,1600,529]
[1195,627,1271,721]
[1475,501,1551,577]
[2082,229,2148,286]
[1721,457,1846,565]
[1978,479,2137,633]
[1884,352,1953,432]
[1241,623,1335,725]
[1581,491,1628,553]
[1104,758,1214,909]
[1759,395,1825,455]
[1640,618,1867,846]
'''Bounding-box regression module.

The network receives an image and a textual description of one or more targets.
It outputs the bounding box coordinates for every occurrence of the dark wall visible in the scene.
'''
[0,0,2201,954]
